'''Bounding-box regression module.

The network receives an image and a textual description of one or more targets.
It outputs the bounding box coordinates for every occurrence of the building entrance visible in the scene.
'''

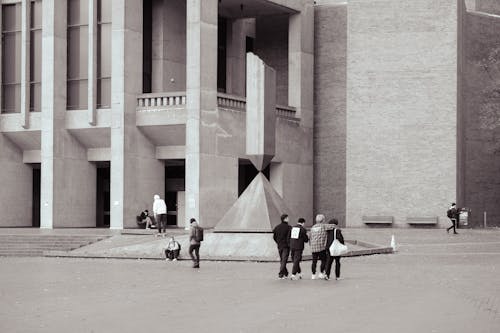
[96,163,110,228]
[32,164,41,227]
[165,160,185,227]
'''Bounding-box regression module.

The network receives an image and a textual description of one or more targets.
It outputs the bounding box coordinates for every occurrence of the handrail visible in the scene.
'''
[137,92,186,108]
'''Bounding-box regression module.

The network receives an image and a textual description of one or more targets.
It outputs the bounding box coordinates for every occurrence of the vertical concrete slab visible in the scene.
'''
[0,135,32,226]
[110,0,164,229]
[226,19,246,97]
[313,3,347,225]
[186,0,237,228]
[346,0,458,226]
[246,53,276,170]
[41,0,96,228]
[20,0,30,128]
[288,3,314,128]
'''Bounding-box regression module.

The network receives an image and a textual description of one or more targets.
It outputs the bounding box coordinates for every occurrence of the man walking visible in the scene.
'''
[446,203,459,234]
[289,218,309,280]
[189,218,203,268]
[153,195,167,236]
[310,214,335,279]
[273,214,292,279]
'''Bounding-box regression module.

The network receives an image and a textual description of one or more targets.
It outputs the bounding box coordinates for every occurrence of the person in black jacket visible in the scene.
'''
[273,214,292,279]
[325,218,344,280]
[446,203,459,234]
[288,218,309,280]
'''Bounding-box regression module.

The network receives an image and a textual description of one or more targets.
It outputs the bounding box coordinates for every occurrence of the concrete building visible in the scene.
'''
[0,0,498,229]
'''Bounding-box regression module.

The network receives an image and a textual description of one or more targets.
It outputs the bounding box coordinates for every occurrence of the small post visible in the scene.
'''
[484,211,487,228]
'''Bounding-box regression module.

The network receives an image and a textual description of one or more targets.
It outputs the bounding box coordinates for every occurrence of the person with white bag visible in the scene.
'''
[325,218,346,281]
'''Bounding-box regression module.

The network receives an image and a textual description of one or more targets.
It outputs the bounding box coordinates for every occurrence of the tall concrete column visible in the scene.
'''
[110,0,164,229]
[186,0,237,228]
[20,0,30,128]
[41,0,96,228]
[226,19,246,97]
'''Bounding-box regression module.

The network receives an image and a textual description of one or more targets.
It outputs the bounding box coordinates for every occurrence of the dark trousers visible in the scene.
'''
[157,214,167,233]
[278,247,290,278]
[325,253,341,279]
[189,244,200,266]
[447,218,458,233]
[291,249,303,275]
[311,250,327,274]
[165,249,180,260]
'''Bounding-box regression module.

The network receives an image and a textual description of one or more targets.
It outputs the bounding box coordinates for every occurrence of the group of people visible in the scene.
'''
[136,194,168,235]
[161,218,204,268]
[273,213,345,281]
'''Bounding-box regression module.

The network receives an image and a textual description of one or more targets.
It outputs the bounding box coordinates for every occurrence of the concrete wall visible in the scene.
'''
[462,11,500,227]
[0,135,32,226]
[152,0,186,92]
[255,15,289,106]
[476,0,500,14]
[346,0,458,227]
[313,3,347,225]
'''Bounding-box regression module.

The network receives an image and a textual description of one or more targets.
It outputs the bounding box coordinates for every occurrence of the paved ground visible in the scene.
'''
[1,228,499,333]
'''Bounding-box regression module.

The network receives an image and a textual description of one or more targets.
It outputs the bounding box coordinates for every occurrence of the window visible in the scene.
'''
[1,4,22,113]
[97,0,111,108]
[67,0,89,110]
[30,0,42,112]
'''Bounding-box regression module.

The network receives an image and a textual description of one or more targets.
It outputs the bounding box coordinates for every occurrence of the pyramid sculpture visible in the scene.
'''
[214,173,291,232]
[215,53,290,232]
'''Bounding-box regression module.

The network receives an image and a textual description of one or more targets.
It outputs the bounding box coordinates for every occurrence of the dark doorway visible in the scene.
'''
[32,164,40,227]
[217,16,227,92]
[246,36,254,53]
[142,0,152,93]
[96,163,110,228]
[238,159,270,196]
[165,160,185,226]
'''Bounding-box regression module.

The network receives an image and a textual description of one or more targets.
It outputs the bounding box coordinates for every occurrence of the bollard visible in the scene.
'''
[484,211,487,228]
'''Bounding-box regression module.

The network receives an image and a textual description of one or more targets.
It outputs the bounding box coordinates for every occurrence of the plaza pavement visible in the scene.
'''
[0,227,499,332]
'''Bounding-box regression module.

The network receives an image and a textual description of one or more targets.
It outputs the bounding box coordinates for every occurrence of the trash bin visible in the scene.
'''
[458,208,471,228]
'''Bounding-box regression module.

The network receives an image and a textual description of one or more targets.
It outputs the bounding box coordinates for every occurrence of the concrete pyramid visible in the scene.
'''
[214,172,291,232]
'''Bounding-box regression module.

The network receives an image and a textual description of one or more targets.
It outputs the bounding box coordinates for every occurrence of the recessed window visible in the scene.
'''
[1,4,21,113]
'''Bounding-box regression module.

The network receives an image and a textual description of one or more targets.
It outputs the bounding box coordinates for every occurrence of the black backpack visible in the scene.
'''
[194,227,204,242]
[447,209,453,218]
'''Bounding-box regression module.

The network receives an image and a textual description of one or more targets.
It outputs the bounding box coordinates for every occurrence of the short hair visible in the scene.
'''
[328,218,339,225]
[315,214,325,223]
[298,218,305,224]
[190,218,196,224]
[280,214,288,222]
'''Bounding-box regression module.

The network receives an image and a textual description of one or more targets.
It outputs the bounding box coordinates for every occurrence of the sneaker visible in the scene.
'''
[291,274,299,280]
[311,274,317,280]
[336,277,342,281]
[318,272,325,279]
[324,275,330,281]
[173,258,177,261]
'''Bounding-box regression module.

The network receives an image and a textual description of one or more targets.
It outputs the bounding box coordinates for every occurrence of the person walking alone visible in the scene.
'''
[189,218,203,268]
[273,214,292,279]
[153,194,167,236]
[325,218,344,281]
[288,218,309,280]
[446,203,459,234]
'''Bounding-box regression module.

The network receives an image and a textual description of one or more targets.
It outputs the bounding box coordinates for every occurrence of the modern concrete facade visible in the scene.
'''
[0,0,498,229]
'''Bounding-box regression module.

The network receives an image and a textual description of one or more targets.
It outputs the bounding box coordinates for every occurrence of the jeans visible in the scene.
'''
[156,214,167,233]
[325,253,341,279]
[291,249,303,275]
[165,249,180,260]
[189,244,200,266]
[278,247,290,278]
[311,250,326,274]
[447,218,458,233]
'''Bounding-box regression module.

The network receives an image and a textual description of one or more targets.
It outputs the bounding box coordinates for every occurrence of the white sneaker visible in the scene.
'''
[318,272,325,279]
[336,277,342,281]
[311,274,317,280]
[291,274,298,280]
[173,258,177,261]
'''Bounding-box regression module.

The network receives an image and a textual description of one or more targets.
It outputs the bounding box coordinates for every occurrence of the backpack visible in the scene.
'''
[447,209,453,218]
[194,227,204,242]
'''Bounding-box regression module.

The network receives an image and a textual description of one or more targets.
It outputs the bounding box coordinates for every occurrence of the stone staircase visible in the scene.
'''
[0,234,109,257]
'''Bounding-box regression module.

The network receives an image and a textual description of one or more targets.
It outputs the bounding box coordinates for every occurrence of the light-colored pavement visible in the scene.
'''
[0,228,499,333]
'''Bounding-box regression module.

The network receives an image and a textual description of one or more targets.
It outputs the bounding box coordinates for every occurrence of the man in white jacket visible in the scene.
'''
[153,194,167,236]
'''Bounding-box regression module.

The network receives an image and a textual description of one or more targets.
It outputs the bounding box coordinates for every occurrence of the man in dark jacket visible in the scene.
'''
[273,214,292,279]
[325,218,344,280]
[288,218,309,280]
[446,203,459,234]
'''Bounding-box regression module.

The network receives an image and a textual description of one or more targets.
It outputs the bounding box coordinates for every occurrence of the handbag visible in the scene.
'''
[329,229,348,256]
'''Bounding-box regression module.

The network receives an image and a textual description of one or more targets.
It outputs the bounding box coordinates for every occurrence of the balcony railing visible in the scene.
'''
[136,92,298,120]
[137,92,186,110]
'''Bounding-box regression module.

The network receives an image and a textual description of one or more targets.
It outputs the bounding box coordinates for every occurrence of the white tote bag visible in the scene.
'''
[329,229,348,256]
